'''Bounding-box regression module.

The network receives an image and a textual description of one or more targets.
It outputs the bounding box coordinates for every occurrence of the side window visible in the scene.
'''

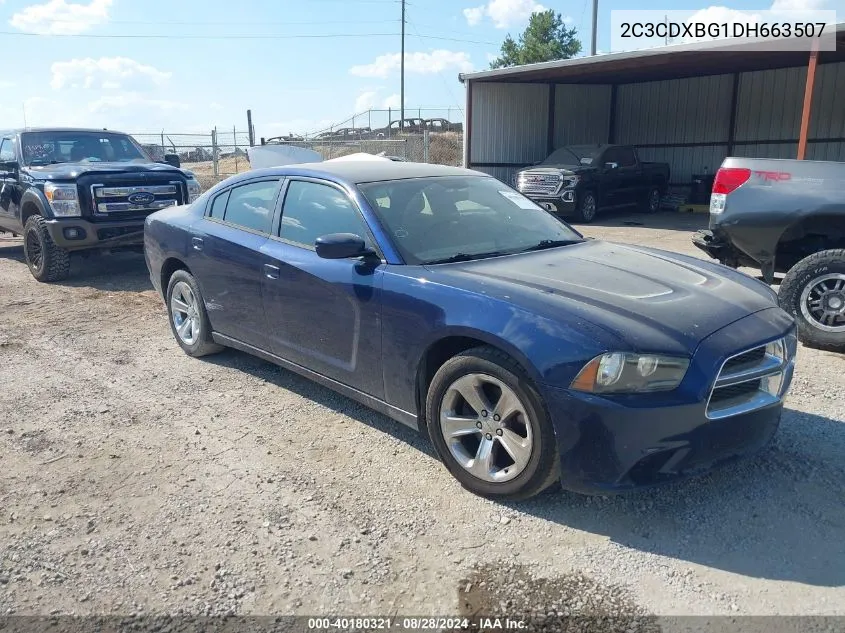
[209,190,229,218]
[603,148,619,166]
[0,139,15,162]
[280,180,371,249]
[617,147,636,167]
[220,180,280,234]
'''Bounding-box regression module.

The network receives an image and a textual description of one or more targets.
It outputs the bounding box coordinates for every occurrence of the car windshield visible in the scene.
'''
[20,131,149,166]
[358,175,584,265]
[542,145,603,166]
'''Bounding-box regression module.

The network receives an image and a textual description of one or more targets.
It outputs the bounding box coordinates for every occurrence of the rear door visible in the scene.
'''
[259,177,385,397]
[188,177,282,349]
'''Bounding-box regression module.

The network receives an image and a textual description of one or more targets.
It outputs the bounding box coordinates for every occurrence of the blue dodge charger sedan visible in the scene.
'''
[144,161,797,500]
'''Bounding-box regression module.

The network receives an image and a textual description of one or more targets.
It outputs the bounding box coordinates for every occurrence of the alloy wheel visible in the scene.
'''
[800,273,845,332]
[438,373,534,483]
[170,281,201,345]
[24,230,43,272]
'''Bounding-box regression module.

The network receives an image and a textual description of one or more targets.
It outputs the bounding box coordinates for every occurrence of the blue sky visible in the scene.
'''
[0,0,839,138]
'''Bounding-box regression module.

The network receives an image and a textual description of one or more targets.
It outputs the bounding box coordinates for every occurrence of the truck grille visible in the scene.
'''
[706,335,795,420]
[516,170,562,197]
[91,183,183,215]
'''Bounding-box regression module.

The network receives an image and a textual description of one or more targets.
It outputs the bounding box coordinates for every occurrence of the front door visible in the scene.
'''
[188,177,282,349]
[0,137,21,230]
[260,178,385,398]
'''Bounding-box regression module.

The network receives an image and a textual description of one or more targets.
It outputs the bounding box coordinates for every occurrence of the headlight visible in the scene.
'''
[44,182,81,217]
[187,178,201,203]
[571,352,690,394]
[562,175,580,188]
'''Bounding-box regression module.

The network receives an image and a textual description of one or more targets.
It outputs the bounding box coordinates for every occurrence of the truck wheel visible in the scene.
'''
[643,187,662,214]
[778,249,845,352]
[576,192,598,223]
[22,215,71,282]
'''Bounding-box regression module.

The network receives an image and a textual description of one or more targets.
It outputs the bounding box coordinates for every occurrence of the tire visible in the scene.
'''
[575,191,598,223]
[642,187,662,214]
[22,215,70,282]
[425,346,560,501]
[778,249,845,352]
[165,269,224,357]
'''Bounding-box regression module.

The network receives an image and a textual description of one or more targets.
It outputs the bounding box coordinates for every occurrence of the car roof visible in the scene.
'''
[233,161,488,186]
[1,127,132,135]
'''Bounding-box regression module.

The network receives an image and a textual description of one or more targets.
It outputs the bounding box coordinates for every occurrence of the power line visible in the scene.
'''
[0,30,495,44]
[405,13,465,117]
[107,19,402,26]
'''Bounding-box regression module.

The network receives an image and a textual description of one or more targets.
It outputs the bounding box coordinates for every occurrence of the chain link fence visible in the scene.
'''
[128,126,463,191]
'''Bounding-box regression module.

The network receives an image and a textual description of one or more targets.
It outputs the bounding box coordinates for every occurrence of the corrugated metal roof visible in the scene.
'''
[460,22,845,85]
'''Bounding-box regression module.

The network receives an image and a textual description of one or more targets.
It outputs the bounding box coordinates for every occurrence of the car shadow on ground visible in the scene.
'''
[197,345,845,587]
[200,348,437,460]
[509,407,845,587]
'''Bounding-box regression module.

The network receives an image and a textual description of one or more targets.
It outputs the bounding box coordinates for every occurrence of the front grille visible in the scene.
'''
[516,170,562,197]
[706,337,794,420]
[88,180,185,220]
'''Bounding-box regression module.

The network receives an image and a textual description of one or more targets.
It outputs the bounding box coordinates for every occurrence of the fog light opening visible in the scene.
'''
[63,227,85,240]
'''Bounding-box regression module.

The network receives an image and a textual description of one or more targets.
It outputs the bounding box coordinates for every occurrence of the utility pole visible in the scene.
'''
[400,0,405,130]
[590,0,598,55]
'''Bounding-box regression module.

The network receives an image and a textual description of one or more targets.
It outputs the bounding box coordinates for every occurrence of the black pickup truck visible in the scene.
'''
[0,127,201,282]
[693,156,845,351]
[514,144,670,223]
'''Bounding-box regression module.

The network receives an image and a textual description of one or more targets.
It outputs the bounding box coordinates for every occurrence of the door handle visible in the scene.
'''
[191,237,204,251]
[264,263,281,280]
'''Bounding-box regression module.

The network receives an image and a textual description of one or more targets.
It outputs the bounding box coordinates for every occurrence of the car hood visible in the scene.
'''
[422,239,779,354]
[518,164,595,175]
[25,162,190,180]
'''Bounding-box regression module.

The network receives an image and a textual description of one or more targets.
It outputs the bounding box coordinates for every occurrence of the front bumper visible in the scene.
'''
[45,218,145,250]
[520,189,577,215]
[542,308,796,495]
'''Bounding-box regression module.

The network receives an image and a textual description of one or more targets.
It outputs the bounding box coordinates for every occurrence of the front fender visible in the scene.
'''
[19,187,52,220]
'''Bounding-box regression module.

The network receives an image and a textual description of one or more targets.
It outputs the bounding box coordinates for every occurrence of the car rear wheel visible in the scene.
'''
[23,215,70,282]
[166,269,224,357]
[778,249,845,352]
[425,346,559,500]
[575,192,598,223]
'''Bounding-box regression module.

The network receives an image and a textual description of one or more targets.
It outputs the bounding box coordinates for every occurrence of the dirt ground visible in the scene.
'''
[1,210,844,624]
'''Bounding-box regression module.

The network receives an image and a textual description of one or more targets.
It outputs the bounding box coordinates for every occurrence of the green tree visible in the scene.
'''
[489,10,582,69]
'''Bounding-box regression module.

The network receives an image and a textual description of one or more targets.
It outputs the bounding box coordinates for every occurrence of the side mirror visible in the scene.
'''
[0,160,19,174]
[163,153,181,168]
[315,233,376,260]
[604,162,618,170]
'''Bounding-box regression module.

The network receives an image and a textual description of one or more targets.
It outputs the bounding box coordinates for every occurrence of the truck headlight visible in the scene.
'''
[570,353,690,394]
[44,182,81,217]
[562,175,580,188]
[187,177,201,203]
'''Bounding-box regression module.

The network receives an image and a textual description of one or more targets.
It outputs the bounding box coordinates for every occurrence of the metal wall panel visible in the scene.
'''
[806,142,845,162]
[470,82,549,164]
[553,84,612,147]
[615,74,733,145]
[731,143,798,159]
[636,145,728,185]
[734,66,806,142]
[809,61,845,140]
[470,165,517,185]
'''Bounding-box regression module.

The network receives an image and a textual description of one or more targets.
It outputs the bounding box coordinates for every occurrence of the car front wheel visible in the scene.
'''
[576,192,598,223]
[425,346,560,500]
[166,269,224,357]
[778,249,845,352]
[23,215,70,282]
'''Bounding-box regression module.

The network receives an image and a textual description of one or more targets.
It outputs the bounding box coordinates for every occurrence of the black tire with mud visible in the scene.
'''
[22,215,70,282]
[165,269,224,358]
[425,346,560,501]
[778,249,845,352]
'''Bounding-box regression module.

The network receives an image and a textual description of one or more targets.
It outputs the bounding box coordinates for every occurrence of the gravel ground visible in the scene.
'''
[1,210,844,623]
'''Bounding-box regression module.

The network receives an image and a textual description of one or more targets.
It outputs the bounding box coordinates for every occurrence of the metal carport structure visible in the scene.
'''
[459,24,845,191]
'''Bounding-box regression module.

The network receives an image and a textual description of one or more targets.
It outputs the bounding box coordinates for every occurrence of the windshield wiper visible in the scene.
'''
[518,239,583,253]
[426,251,508,264]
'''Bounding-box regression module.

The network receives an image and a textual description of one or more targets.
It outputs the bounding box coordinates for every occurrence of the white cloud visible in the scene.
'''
[88,93,188,114]
[51,57,171,91]
[355,90,380,112]
[10,0,112,35]
[771,0,827,9]
[382,94,401,109]
[350,50,473,78]
[463,0,546,28]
